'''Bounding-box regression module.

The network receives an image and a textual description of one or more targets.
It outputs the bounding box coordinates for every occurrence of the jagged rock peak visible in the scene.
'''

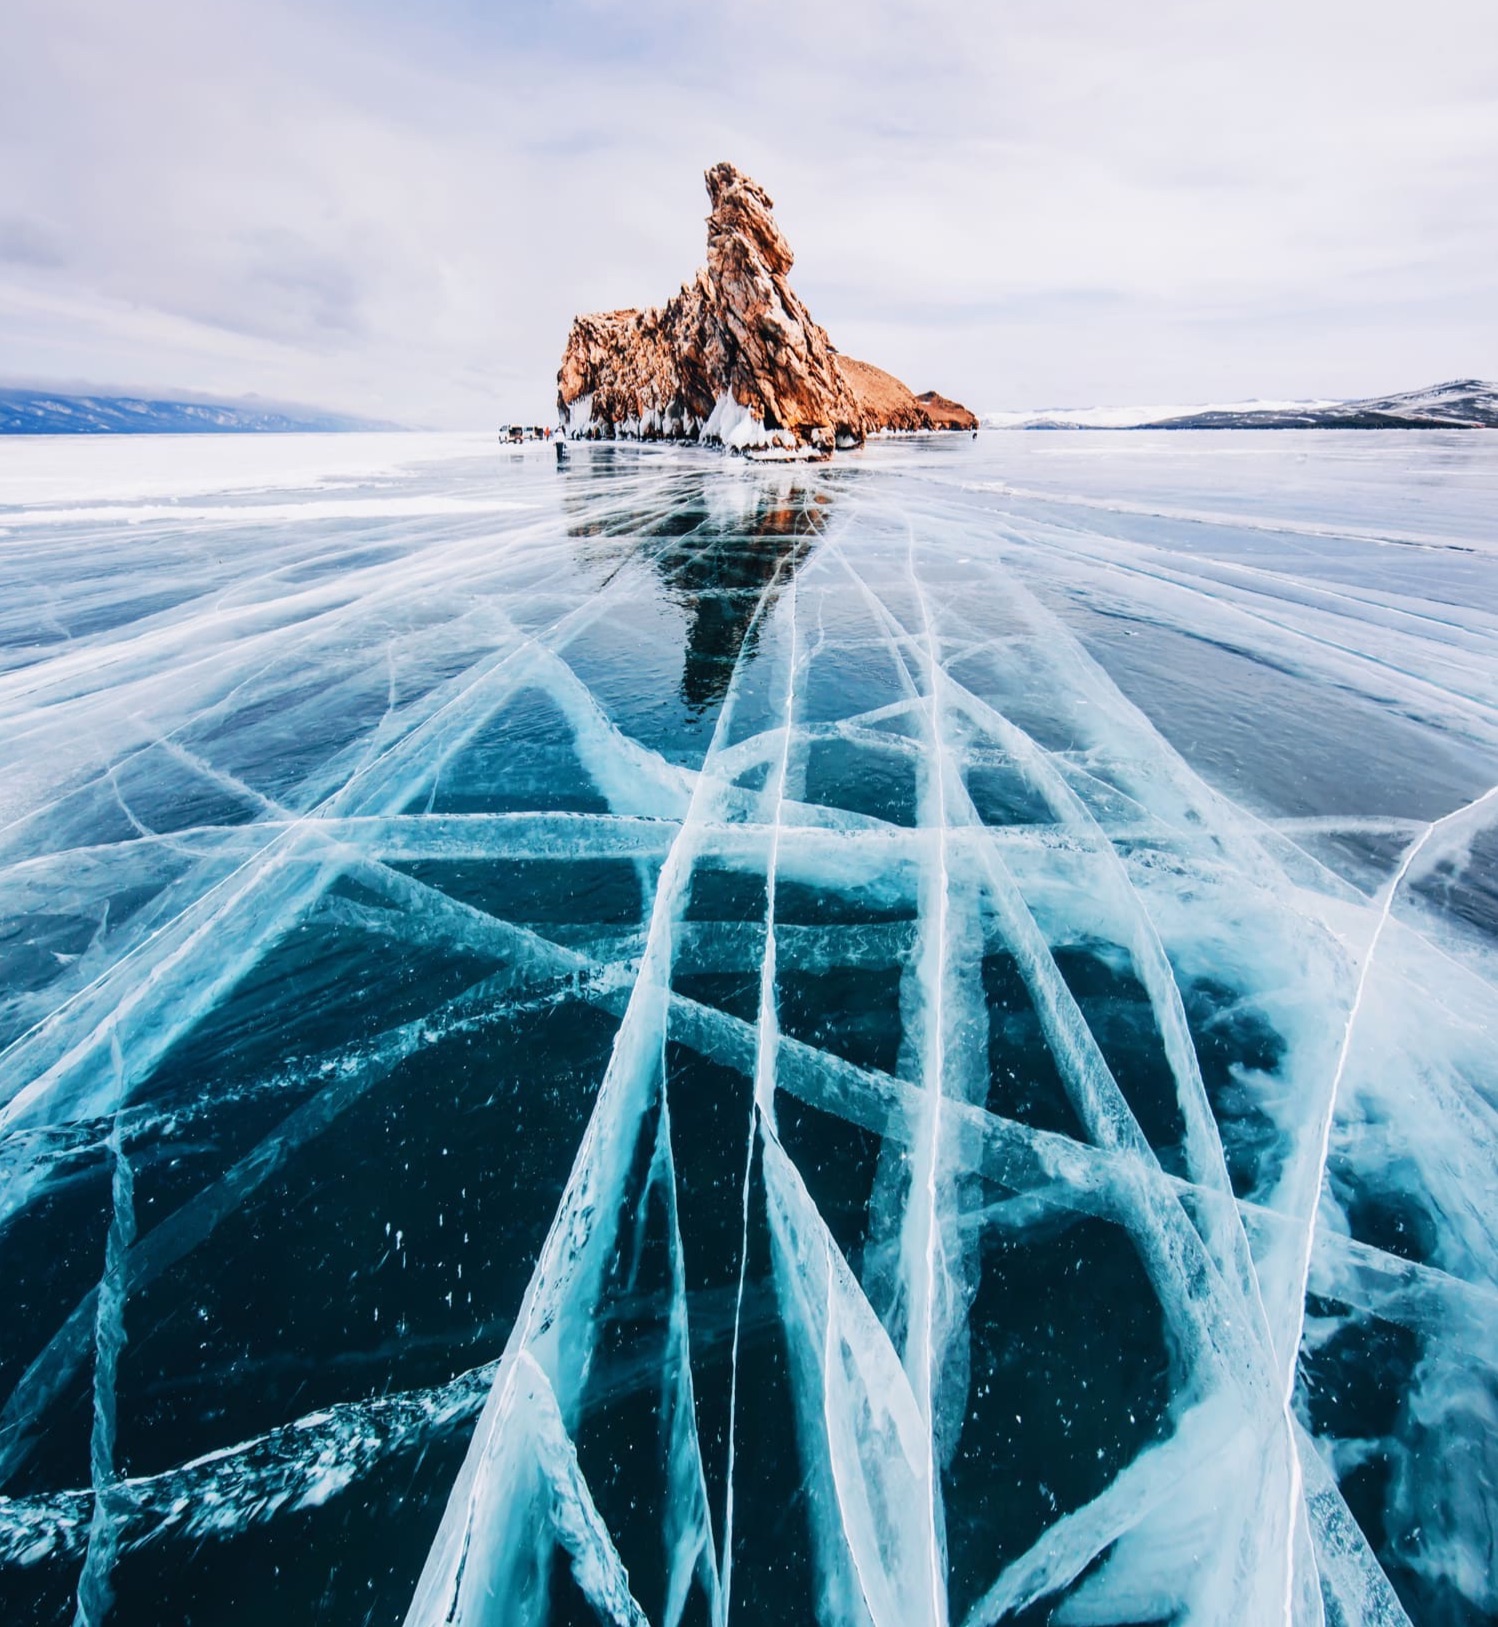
[557,162,976,454]
[704,162,793,281]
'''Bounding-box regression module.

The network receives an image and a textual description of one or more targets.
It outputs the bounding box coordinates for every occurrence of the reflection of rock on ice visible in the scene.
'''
[665,470,829,711]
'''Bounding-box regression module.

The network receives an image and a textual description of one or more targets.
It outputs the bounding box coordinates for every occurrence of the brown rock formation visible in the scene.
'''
[915,390,980,432]
[835,358,978,435]
[558,163,975,452]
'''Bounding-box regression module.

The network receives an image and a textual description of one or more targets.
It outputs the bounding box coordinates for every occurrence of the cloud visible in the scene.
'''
[2,0,1495,422]
[0,217,66,269]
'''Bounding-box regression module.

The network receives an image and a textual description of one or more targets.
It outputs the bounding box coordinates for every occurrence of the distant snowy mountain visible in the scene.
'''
[0,388,397,434]
[981,397,1338,430]
[983,379,1498,431]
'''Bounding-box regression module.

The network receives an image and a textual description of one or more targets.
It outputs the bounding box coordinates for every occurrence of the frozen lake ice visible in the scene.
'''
[0,428,1495,1627]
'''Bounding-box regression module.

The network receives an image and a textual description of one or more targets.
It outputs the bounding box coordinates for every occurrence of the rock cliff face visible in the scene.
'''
[558,163,976,451]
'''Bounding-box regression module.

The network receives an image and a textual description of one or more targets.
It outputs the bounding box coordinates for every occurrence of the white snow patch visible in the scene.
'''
[0,495,538,529]
[0,431,494,509]
[701,392,795,451]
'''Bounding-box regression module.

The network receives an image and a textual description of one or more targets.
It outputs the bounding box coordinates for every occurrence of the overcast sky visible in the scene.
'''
[4,0,1495,425]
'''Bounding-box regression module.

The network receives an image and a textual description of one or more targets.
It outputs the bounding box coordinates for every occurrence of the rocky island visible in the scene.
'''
[557,162,976,455]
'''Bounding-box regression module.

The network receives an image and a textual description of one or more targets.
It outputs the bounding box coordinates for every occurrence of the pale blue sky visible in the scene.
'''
[3,0,1495,424]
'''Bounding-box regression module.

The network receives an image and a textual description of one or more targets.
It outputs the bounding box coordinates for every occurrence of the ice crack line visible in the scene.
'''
[1280,775,1498,1395]
[71,1032,135,1627]
[719,566,801,1622]
[903,526,955,1627]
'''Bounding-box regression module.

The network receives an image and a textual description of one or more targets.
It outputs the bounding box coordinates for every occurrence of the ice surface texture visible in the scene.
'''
[0,430,1496,1627]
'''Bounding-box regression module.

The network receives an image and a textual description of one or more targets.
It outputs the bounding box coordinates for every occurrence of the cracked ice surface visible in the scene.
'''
[1,430,1496,1627]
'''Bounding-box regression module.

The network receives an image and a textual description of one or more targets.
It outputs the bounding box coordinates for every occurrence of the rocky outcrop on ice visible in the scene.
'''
[557,163,976,452]
[832,356,979,435]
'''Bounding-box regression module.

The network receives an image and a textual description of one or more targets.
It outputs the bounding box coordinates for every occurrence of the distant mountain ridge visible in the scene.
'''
[0,388,396,435]
[983,380,1498,431]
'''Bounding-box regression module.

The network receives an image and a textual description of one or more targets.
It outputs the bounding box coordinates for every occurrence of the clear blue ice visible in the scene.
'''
[0,429,1495,1626]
